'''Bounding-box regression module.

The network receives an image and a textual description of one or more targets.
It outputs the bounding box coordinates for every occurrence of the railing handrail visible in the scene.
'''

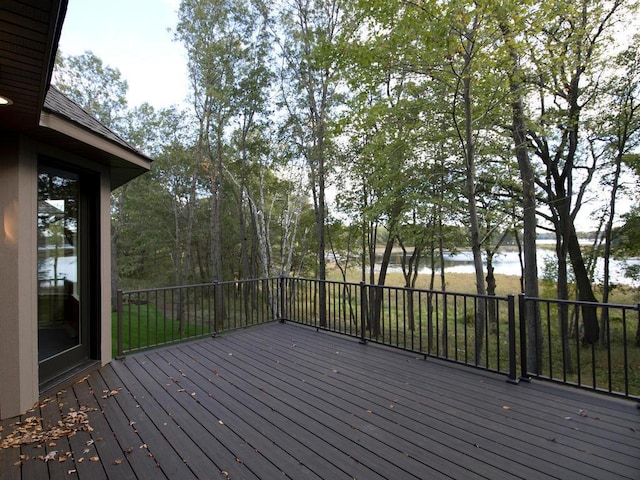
[288,276,512,302]
[119,277,276,295]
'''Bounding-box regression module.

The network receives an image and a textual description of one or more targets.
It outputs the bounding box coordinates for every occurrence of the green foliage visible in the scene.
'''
[53,50,129,133]
[55,0,640,302]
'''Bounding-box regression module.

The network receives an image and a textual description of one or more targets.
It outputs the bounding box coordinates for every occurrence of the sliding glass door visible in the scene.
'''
[37,163,97,385]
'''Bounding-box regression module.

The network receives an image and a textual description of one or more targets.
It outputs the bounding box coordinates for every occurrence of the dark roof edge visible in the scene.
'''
[43,86,152,163]
[41,1,69,113]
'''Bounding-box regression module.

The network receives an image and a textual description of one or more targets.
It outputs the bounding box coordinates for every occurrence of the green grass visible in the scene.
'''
[112,303,210,357]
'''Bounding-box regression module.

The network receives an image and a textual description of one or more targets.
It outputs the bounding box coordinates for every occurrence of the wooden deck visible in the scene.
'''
[2,322,639,479]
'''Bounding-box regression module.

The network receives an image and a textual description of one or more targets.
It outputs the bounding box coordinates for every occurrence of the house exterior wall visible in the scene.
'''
[0,134,112,419]
[99,172,112,366]
[0,134,39,419]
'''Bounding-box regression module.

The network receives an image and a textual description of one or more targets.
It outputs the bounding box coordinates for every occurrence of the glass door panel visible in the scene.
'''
[37,166,86,375]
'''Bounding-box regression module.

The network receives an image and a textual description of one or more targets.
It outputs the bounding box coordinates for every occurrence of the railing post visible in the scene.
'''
[212,281,219,333]
[506,294,519,384]
[637,304,640,409]
[518,294,531,381]
[116,289,124,358]
[359,282,367,344]
[279,275,286,323]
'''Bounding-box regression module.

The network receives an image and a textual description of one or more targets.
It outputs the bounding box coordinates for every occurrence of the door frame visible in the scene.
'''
[37,157,101,387]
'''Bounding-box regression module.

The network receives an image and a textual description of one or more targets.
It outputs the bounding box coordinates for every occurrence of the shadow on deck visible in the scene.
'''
[2,322,639,479]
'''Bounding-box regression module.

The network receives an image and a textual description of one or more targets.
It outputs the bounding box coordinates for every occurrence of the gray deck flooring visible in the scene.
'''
[1,321,639,479]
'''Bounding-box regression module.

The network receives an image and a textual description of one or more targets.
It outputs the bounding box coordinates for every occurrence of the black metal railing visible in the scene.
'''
[116,278,280,356]
[520,296,640,399]
[116,276,639,401]
[283,277,516,375]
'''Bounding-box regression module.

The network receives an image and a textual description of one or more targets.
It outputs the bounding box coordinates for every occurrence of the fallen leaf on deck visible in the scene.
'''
[43,451,58,462]
[578,409,588,417]
[89,456,100,462]
[1,405,96,450]
[502,406,511,410]
[68,469,77,475]
[113,458,123,465]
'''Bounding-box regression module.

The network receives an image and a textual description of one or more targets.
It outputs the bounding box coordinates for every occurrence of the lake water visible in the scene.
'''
[379,247,640,287]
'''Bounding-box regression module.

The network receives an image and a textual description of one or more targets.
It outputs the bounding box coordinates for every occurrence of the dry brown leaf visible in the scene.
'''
[113,458,123,465]
[89,456,100,462]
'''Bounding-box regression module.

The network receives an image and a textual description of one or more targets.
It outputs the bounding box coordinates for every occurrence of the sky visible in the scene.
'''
[58,0,190,109]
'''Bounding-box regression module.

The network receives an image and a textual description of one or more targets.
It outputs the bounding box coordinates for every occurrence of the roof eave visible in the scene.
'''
[38,111,152,189]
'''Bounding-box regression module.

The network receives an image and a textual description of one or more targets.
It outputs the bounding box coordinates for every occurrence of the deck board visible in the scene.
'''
[231,326,638,477]
[1,321,639,479]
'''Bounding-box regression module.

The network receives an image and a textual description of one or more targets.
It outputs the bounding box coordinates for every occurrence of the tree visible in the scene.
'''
[527,0,628,344]
[177,0,269,283]
[53,50,129,134]
[594,38,640,312]
[278,0,351,326]
[494,2,544,372]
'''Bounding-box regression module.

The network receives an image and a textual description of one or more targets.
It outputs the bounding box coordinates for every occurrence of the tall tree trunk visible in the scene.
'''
[371,232,395,338]
[462,71,487,366]
[499,19,543,374]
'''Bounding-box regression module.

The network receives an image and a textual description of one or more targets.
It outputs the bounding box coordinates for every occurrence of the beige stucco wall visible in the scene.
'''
[0,135,112,419]
[0,134,39,419]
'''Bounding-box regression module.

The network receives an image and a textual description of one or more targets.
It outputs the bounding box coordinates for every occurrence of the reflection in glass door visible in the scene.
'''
[38,165,89,383]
